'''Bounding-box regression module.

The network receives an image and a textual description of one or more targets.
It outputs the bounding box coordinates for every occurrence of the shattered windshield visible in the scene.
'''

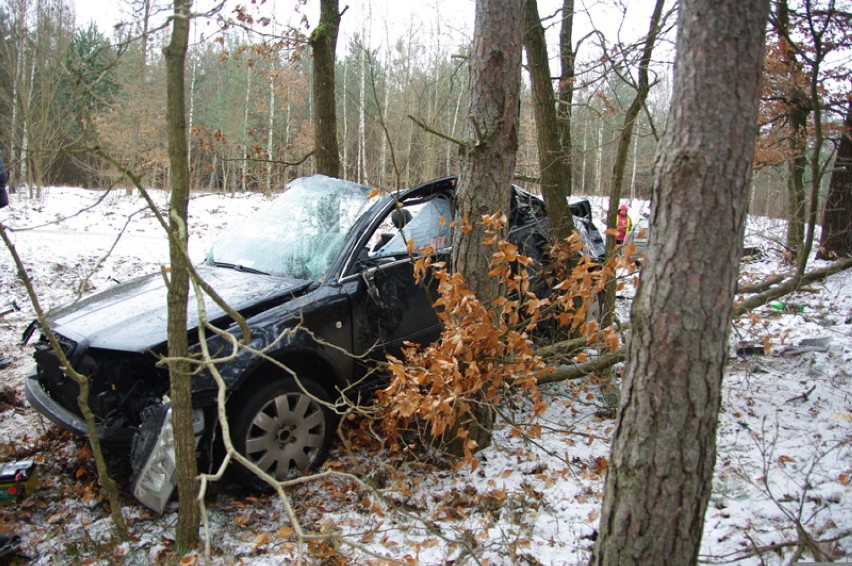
[207,176,375,281]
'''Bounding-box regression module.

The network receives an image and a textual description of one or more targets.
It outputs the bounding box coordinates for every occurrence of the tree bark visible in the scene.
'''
[309,0,342,178]
[164,0,200,552]
[817,99,852,259]
[451,0,524,453]
[523,0,574,241]
[557,0,574,190]
[592,0,770,564]
[774,1,810,261]
[454,0,523,306]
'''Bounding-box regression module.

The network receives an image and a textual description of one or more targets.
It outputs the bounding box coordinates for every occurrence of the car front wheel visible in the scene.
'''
[230,376,334,489]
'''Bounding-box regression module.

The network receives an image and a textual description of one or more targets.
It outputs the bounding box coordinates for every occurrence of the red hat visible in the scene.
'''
[618,204,628,212]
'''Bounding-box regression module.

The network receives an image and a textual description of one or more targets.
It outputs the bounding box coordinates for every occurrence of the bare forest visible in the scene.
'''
[4,0,674,202]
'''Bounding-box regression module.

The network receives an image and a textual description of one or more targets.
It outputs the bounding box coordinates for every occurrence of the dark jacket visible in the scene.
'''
[0,155,8,209]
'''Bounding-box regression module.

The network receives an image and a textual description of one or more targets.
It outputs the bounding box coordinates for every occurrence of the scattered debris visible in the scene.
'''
[0,460,39,505]
[0,301,19,318]
[781,336,831,356]
[741,246,764,262]
[769,302,805,313]
[735,344,765,357]
[786,384,816,404]
[736,337,831,358]
[0,535,22,560]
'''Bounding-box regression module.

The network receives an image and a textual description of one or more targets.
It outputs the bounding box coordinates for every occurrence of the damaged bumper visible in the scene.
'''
[24,365,133,443]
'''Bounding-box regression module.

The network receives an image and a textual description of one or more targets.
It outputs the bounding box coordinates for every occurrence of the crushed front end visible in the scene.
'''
[24,325,170,444]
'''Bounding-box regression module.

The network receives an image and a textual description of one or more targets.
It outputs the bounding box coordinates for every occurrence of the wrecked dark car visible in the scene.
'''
[23,175,604,510]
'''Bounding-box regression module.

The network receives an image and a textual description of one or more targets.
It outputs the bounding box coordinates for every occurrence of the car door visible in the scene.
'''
[349,195,453,359]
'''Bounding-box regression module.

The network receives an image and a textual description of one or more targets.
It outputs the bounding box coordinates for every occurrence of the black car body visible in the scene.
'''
[24,175,604,508]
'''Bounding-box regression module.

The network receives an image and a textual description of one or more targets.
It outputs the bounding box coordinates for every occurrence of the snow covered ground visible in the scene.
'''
[0,186,849,564]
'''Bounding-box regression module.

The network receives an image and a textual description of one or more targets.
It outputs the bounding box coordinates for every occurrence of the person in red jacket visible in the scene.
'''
[615,203,632,245]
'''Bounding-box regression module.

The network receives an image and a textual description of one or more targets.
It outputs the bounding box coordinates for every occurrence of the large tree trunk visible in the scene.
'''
[164,0,200,552]
[817,99,852,259]
[451,0,523,453]
[309,0,341,178]
[523,0,574,241]
[454,0,523,305]
[592,0,770,564]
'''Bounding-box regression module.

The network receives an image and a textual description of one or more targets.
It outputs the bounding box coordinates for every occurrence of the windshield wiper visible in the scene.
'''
[211,261,270,276]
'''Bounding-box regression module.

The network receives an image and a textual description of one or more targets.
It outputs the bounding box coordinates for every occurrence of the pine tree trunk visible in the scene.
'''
[450,0,524,457]
[592,0,770,563]
[454,0,523,305]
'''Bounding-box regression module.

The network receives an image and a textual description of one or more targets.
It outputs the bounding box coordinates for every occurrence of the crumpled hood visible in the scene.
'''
[46,264,310,353]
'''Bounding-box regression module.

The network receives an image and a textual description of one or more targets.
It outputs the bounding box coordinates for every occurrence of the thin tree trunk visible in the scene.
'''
[127,0,151,196]
[581,113,588,194]
[359,42,367,184]
[596,114,603,195]
[775,1,809,261]
[558,0,575,196]
[10,0,26,191]
[601,0,665,330]
[630,128,638,200]
[380,54,390,184]
[241,55,252,192]
[817,99,852,259]
[342,59,348,179]
[266,54,276,192]
[164,0,200,552]
[523,0,574,241]
[592,0,770,563]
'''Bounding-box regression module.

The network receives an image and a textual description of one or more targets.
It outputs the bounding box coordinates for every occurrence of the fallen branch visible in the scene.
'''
[736,272,789,294]
[537,347,627,385]
[534,335,593,359]
[734,257,852,316]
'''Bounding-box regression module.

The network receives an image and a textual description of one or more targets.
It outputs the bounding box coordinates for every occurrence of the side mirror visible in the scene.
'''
[361,267,382,305]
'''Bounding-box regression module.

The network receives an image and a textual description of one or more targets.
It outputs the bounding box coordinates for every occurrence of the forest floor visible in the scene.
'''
[0,186,849,565]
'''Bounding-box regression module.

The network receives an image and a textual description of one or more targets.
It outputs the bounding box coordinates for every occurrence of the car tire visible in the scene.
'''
[229,376,334,490]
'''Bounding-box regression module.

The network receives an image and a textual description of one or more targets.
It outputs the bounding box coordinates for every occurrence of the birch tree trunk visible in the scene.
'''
[241,55,252,192]
[359,42,368,184]
[592,0,770,563]
[266,53,276,192]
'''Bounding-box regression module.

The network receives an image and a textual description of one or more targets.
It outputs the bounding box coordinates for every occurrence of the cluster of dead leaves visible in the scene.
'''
[378,214,612,469]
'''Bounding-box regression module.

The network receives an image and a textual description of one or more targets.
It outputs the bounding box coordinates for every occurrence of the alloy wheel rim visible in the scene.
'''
[244,392,326,479]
